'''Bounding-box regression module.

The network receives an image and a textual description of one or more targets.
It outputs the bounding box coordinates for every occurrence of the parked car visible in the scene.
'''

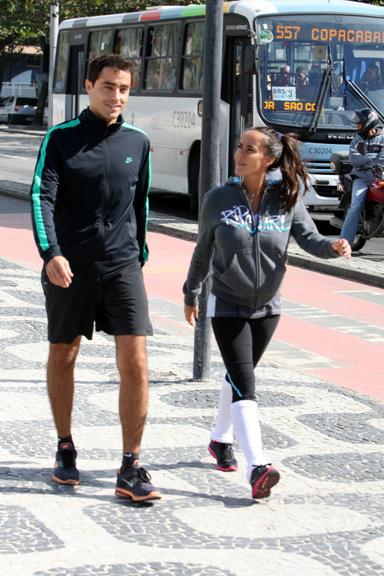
[0,96,38,125]
[0,96,13,123]
[8,97,38,125]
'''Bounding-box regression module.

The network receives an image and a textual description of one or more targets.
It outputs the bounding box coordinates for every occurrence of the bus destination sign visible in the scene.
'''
[274,24,384,44]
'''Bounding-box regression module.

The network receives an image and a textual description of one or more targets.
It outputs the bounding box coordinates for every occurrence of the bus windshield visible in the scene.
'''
[257,15,384,134]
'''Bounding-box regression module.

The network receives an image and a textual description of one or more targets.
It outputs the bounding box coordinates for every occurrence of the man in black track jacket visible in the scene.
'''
[30,54,160,502]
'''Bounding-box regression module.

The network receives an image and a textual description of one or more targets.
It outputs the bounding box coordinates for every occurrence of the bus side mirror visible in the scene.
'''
[243,44,257,75]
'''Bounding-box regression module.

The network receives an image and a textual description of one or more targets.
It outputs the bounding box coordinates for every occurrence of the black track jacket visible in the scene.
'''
[30,108,151,277]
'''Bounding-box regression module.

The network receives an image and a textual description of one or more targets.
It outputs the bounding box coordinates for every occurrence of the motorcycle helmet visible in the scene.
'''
[351,108,383,136]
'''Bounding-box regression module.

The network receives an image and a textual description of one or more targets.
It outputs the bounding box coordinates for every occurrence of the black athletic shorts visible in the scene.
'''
[42,261,153,344]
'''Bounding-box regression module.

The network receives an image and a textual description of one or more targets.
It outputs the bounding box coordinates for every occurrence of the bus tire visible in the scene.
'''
[188,147,200,216]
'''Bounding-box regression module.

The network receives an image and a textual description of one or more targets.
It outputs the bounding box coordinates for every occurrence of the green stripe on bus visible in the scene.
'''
[31,118,81,252]
[180,5,205,17]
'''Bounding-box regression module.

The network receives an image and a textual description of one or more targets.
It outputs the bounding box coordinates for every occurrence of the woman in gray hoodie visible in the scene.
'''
[183,127,351,500]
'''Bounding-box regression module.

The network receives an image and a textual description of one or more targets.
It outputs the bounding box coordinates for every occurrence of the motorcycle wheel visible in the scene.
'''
[351,235,366,251]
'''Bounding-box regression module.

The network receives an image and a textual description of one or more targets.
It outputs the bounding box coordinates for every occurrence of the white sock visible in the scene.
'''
[211,377,234,444]
[231,399,265,481]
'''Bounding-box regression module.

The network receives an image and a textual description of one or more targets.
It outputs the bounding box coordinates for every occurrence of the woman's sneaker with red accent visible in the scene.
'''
[250,464,280,499]
[52,442,80,485]
[208,440,238,472]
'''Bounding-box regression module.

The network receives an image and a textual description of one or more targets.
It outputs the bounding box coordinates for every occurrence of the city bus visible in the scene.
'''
[52,0,384,213]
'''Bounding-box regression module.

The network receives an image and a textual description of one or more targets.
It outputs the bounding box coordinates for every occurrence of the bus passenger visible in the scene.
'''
[163,58,177,90]
[183,127,351,501]
[30,54,160,503]
[183,52,202,91]
[360,64,381,91]
[308,63,322,86]
[295,66,308,88]
[274,64,292,86]
[149,68,161,90]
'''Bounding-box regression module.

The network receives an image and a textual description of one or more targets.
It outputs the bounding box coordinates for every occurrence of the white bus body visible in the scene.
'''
[52,0,384,212]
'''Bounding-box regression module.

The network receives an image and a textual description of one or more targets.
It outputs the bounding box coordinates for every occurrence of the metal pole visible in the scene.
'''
[48,1,59,128]
[193,0,224,381]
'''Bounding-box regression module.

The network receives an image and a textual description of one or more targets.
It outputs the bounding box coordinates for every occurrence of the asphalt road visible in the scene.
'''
[0,126,383,263]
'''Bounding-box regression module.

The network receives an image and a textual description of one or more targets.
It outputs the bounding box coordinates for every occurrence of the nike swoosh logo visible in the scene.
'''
[122,479,135,487]
[125,157,133,164]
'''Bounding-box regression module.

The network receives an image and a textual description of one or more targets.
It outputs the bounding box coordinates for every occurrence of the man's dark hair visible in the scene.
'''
[87,54,132,84]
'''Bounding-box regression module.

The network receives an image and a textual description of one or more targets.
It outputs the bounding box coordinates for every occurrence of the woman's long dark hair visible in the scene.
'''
[249,127,310,210]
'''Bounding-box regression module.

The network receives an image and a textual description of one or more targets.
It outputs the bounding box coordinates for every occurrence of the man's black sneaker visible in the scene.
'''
[52,442,80,485]
[208,440,238,472]
[115,463,161,502]
[250,464,280,499]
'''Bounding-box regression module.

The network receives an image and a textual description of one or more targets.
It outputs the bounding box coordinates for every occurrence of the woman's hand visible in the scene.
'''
[331,238,352,258]
[184,304,199,326]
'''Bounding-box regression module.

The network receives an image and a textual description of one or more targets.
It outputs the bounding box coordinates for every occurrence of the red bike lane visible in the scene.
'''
[1,196,383,401]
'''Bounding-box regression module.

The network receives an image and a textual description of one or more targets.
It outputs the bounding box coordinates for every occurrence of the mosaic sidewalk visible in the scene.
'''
[0,258,383,576]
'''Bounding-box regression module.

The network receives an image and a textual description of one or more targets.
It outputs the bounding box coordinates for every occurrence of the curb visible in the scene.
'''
[0,125,46,137]
[0,182,29,202]
[0,180,383,289]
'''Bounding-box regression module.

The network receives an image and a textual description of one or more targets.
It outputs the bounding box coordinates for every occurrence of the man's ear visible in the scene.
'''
[84,79,92,95]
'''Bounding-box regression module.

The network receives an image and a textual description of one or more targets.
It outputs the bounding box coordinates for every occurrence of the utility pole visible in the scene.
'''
[193,0,224,380]
[48,1,59,128]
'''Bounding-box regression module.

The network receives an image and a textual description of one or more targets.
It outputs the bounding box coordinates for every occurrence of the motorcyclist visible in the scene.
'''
[340,108,384,246]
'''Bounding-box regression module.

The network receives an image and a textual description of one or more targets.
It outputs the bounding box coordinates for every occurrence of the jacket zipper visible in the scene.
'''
[254,230,261,310]
[239,184,261,309]
[103,135,111,228]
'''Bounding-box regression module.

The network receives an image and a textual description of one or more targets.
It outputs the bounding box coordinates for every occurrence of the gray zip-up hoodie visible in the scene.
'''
[350,130,384,182]
[183,177,338,314]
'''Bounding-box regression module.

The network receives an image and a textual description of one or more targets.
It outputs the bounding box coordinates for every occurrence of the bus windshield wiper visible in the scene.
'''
[345,79,384,123]
[308,56,333,134]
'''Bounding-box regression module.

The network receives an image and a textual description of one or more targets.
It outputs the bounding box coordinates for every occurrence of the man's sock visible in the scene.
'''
[58,435,74,450]
[122,452,140,470]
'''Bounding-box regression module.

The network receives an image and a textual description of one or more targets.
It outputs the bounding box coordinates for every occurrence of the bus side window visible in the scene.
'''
[182,21,204,92]
[88,29,113,59]
[145,24,180,92]
[115,27,143,91]
[54,31,70,92]
[85,28,114,88]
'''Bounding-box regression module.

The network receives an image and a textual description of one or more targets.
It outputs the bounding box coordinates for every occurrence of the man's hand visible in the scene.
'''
[184,304,199,327]
[331,238,352,258]
[45,256,73,288]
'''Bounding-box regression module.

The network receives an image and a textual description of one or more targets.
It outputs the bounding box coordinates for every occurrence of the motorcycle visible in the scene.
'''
[330,151,384,251]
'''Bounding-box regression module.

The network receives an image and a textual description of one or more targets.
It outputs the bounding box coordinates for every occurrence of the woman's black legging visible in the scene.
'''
[211,315,280,402]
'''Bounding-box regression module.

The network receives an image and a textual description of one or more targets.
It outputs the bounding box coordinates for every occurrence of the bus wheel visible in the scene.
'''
[188,148,200,216]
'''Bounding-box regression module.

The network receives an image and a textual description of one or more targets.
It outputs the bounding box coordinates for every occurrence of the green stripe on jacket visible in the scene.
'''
[31,119,81,252]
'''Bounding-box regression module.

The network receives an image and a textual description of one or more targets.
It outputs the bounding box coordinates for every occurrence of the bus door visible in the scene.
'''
[66,33,86,120]
[223,18,253,176]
